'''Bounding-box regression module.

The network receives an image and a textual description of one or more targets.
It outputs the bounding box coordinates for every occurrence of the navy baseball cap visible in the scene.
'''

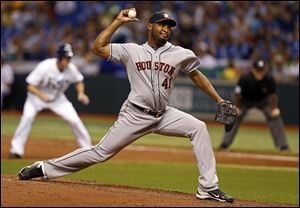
[149,12,176,27]
[57,43,74,59]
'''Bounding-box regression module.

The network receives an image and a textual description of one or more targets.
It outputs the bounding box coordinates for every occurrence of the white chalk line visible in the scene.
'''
[124,145,299,162]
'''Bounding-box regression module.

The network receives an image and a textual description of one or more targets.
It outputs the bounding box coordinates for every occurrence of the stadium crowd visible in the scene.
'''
[1,1,299,82]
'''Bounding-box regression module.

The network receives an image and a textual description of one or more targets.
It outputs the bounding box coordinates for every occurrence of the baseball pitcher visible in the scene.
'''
[18,10,235,203]
[9,43,92,158]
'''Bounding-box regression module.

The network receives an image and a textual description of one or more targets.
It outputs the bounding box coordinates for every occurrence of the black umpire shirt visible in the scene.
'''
[237,72,276,102]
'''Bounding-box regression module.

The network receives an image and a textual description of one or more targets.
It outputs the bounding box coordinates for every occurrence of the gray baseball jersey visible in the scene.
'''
[109,42,199,111]
[41,42,219,192]
[10,58,92,156]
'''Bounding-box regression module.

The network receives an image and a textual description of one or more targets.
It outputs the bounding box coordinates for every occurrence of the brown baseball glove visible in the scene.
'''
[215,100,237,132]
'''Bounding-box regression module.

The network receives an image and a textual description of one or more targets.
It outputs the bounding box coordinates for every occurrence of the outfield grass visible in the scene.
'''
[1,113,299,153]
[1,113,299,206]
[1,160,298,206]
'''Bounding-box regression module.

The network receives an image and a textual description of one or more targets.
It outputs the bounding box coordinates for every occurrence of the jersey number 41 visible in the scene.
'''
[162,77,172,89]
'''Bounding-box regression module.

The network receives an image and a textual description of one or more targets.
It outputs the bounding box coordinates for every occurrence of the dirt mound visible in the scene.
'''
[2,175,284,207]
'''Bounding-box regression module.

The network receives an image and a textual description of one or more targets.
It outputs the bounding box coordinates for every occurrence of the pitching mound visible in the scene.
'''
[2,174,284,207]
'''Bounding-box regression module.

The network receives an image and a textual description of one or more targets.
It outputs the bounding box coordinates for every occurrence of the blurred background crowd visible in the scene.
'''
[1,1,299,82]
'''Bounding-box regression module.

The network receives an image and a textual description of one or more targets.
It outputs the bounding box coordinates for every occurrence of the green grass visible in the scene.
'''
[1,113,299,153]
[1,113,299,205]
[1,114,112,141]
[1,160,298,206]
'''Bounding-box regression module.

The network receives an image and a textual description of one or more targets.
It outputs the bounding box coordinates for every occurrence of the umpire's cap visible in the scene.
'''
[253,59,265,71]
[57,43,74,59]
[149,12,176,27]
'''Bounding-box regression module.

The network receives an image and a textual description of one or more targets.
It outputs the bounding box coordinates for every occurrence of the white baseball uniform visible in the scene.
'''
[41,42,219,192]
[10,58,92,156]
[1,63,14,108]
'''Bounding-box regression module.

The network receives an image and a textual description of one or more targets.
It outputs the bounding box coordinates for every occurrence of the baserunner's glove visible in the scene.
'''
[215,100,237,132]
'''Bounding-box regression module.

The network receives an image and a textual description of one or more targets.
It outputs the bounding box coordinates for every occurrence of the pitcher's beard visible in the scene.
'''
[157,38,167,47]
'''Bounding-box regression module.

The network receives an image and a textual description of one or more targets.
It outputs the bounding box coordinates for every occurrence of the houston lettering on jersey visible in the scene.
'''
[135,61,175,76]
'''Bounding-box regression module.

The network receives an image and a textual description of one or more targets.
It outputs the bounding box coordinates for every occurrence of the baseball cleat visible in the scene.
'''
[196,189,234,203]
[18,161,44,180]
[279,145,290,152]
[8,153,22,159]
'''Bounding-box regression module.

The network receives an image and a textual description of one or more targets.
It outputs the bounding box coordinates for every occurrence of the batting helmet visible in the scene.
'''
[253,59,265,71]
[57,43,74,59]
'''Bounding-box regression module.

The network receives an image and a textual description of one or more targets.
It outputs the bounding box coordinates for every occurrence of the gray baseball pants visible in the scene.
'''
[42,99,219,192]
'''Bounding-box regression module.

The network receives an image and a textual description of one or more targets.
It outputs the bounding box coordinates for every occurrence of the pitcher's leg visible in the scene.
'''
[191,122,219,192]
[42,131,134,179]
[43,102,155,179]
[42,146,93,179]
[10,100,38,156]
[50,100,92,148]
[154,107,218,192]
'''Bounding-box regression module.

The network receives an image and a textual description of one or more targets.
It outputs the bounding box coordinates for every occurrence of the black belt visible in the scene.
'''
[131,103,165,118]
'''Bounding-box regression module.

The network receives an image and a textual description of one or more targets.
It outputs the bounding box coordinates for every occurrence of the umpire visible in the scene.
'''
[218,59,290,152]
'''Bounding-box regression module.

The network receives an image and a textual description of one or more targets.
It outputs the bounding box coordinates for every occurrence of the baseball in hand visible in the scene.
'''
[271,108,280,118]
[128,9,136,18]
